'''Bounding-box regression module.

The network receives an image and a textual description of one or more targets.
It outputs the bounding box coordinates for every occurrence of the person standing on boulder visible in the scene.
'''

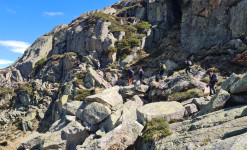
[208,71,217,96]
[139,67,144,84]
[95,60,100,71]
[159,63,166,77]
[128,67,134,85]
[184,59,192,75]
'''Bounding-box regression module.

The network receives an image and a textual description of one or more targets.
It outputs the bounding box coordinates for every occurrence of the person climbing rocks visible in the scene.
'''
[184,59,192,75]
[128,67,134,85]
[159,63,166,77]
[139,67,144,84]
[208,70,217,96]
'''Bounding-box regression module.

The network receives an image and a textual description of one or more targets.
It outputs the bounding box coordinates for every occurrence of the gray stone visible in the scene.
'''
[84,121,144,150]
[196,90,230,116]
[221,73,240,92]
[77,102,111,125]
[199,132,247,150]
[165,60,179,72]
[230,73,247,94]
[185,104,198,116]
[21,132,42,149]
[135,84,149,93]
[63,101,84,116]
[192,97,209,110]
[137,102,185,125]
[85,88,123,110]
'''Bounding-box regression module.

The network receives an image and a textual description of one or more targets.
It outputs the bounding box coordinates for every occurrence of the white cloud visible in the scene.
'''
[0,40,30,54]
[44,12,64,16]
[0,59,13,65]
[6,9,16,14]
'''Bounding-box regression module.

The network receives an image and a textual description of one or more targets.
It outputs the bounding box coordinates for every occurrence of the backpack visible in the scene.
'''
[162,64,166,71]
[188,61,192,66]
[212,73,218,82]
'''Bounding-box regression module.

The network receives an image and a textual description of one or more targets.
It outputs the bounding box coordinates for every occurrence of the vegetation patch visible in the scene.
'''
[0,88,14,99]
[73,71,86,86]
[106,46,117,54]
[33,58,48,76]
[74,89,94,101]
[135,21,152,31]
[168,89,203,101]
[116,38,140,50]
[142,118,172,142]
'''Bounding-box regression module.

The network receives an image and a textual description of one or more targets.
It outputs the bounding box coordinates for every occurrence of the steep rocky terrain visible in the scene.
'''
[0,0,247,149]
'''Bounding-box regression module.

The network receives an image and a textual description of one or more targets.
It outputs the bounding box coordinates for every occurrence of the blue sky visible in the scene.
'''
[0,0,119,68]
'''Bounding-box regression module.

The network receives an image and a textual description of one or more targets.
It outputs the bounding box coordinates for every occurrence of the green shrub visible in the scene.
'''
[33,58,48,75]
[128,38,141,47]
[130,34,146,39]
[135,21,152,31]
[120,54,128,61]
[142,118,172,142]
[0,88,14,99]
[116,38,140,50]
[106,46,117,54]
[74,89,93,101]
[168,89,203,101]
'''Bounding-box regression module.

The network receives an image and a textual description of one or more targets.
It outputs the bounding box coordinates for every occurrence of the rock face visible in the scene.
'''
[137,102,185,125]
[138,105,247,150]
[199,132,247,150]
[182,0,247,53]
[196,90,230,116]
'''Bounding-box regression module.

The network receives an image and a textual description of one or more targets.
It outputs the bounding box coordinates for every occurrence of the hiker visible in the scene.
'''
[95,60,100,71]
[139,67,144,83]
[27,74,31,81]
[184,59,192,75]
[159,63,166,77]
[128,67,134,85]
[208,71,218,96]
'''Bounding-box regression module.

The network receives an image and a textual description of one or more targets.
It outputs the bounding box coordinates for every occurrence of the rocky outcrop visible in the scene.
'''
[138,105,247,150]
[137,102,185,125]
[81,121,143,150]
[182,0,247,53]
[196,90,230,116]
[85,87,123,110]
[230,73,247,93]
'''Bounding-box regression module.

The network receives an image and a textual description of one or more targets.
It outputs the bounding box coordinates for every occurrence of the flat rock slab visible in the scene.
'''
[85,89,123,110]
[137,101,185,125]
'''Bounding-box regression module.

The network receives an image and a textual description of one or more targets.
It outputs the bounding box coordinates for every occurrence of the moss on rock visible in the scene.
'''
[168,89,203,101]
[142,118,172,142]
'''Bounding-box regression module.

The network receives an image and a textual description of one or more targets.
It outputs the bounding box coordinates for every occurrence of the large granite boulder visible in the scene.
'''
[85,88,123,110]
[83,121,144,150]
[84,67,112,89]
[63,101,84,116]
[230,73,247,94]
[137,102,185,125]
[76,102,111,125]
[196,90,230,116]
[21,132,43,149]
[221,73,240,92]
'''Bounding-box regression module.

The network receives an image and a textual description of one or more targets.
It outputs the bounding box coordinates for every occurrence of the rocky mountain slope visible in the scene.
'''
[0,0,247,149]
